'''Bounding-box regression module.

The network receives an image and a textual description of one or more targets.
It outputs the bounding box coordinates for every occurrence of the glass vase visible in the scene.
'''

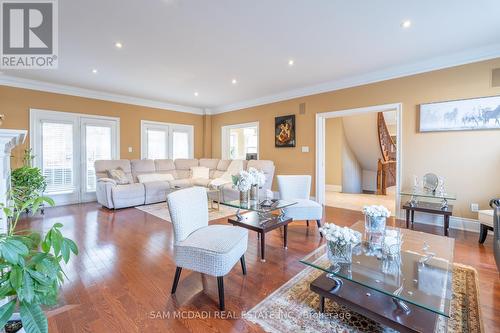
[250,185,259,201]
[239,190,249,203]
[365,215,386,233]
[327,241,353,265]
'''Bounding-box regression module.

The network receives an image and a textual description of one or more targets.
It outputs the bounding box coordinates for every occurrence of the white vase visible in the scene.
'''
[365,215,386,233]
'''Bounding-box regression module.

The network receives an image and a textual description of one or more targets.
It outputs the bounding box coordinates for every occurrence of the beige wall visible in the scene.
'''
[0,85,205,168]
[325,117,343,186]
[211,58,500,218]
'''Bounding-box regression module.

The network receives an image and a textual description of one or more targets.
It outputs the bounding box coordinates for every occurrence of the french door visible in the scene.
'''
[30,109,119,205]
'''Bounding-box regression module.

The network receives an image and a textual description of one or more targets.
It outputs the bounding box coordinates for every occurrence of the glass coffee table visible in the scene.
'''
[221,199,297,262]
[300,221,454,332]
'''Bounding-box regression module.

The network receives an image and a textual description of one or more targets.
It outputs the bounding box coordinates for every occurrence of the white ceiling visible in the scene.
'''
[2,0,500,114]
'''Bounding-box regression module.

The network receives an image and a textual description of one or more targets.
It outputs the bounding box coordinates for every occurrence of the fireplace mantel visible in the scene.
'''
[0,129,27,233]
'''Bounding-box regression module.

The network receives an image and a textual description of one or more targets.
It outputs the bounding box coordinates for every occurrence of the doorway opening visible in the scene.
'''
[315,103,402,217]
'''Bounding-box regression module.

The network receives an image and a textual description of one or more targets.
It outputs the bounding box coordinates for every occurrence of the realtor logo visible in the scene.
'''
[1,0,58,69]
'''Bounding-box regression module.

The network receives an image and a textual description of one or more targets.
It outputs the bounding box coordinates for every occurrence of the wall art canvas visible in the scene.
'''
[419,95,500,132]
[275,115,296,147]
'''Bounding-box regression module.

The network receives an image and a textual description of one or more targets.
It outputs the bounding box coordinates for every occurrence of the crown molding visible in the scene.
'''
[210,43,500,114]
[0,75,204,115]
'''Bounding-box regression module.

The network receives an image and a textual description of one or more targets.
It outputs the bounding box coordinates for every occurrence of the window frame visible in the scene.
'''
[221,121,259,160]
[140,120,194,160]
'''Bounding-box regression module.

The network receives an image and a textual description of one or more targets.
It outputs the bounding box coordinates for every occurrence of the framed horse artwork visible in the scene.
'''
[419,95,500,132]
[275,115,296,147]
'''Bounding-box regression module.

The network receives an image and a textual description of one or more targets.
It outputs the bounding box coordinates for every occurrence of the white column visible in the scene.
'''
[0,129,27,233]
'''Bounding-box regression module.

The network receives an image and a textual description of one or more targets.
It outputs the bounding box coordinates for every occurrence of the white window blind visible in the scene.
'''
[86,125,112,191]
[42,122,75,193]
[146,129,167,159]
[172,131,189,160]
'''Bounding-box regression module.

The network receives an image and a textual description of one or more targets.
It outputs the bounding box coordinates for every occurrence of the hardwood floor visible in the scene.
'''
[19,203,500,333]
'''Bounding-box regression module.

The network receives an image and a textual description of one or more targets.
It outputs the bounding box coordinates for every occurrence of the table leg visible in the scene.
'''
[444,215,449,237]
[479,224,489,244]
[319,295,325,313]
[410,210,415,229]
[405,209,410,229]
[260,232,266,262]
[283,225,288,249]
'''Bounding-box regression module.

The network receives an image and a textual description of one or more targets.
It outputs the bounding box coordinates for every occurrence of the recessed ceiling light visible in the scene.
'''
[194,92,199,97]
[401,20,411,28]
[92,69,98,74]
[288,59,294,66]
[115,41,123,49]
[231,79,237,85]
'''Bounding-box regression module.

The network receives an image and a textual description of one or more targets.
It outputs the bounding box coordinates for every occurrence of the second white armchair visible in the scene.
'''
[277,175,323,237]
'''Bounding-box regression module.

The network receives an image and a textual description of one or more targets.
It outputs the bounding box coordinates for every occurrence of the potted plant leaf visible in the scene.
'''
[0,191,78,333]
[10,149,47,215]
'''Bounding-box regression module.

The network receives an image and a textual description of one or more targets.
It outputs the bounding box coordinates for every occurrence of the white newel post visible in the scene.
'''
[0,129,27,234]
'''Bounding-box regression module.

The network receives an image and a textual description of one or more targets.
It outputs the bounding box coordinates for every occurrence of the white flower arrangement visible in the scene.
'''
[232,170,252,192]
[247,167,266,187]
[319,223,361,246]
[362,205,391,218]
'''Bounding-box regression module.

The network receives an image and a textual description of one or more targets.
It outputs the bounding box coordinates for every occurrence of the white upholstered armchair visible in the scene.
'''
[277,175,323,236]
[167,187,248,310]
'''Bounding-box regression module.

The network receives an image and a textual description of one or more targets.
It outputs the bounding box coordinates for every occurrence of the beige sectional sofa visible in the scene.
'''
[94,158,275,209]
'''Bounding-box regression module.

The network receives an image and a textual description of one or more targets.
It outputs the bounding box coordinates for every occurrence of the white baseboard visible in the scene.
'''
[325,184,342,192]
[397,209,480,233]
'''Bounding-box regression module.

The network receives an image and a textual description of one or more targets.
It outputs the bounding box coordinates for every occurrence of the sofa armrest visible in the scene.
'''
[96,179,116,208]
[98,177,117,185]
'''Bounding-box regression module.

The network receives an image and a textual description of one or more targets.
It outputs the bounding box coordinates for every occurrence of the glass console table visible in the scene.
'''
[400,189,456,209]
[301,221,455,332]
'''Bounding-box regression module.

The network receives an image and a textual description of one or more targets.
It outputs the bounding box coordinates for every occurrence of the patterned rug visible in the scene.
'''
[244,246,482,333]
[135,202,239,222]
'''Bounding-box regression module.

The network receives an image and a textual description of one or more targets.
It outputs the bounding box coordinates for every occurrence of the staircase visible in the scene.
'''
[376,112,396,195]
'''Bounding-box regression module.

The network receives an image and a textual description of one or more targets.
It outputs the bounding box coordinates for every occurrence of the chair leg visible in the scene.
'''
[316,220,323,237]
[240,255,247,275]
[306,220,309,227]
[217,276,225,311]
[171,267,182,294]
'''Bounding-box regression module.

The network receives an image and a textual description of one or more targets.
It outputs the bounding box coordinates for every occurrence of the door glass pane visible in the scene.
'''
[172,131,189,160]
[147,129,167,159]
[228,126,258,159]
[86,125,112,192]
[42,122,74,193]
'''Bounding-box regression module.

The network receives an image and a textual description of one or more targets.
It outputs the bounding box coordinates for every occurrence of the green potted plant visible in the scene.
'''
[11,149,47,215]
[0,192,78,333]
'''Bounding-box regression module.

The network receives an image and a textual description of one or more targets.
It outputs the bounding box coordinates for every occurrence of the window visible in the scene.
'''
[42,122,74,193]
[141,121,193,160]
[222,122,259,160]
[30,109,119,205]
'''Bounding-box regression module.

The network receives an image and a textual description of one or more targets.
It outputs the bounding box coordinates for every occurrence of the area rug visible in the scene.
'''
[244,245,482,333]
[135,202,240,222]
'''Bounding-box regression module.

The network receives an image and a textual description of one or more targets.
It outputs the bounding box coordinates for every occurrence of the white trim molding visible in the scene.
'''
[0,75,204,115]
[210,43,500,114]
[315,103,403,218]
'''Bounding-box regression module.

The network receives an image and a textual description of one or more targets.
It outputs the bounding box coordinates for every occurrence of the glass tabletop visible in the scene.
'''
[400,188,456,201]
[300,221,455,317]
[221,199,296,213]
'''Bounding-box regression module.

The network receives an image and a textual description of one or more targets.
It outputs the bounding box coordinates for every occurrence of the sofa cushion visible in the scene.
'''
[107,168,130,185]
[143,181,170,204]
[111,183,146,208]
[131,159,156,182]
[95,160,132,182]
[169,178,193,188]
[174,159,199,179]
[137,173,174,183]
[191,166,209,179]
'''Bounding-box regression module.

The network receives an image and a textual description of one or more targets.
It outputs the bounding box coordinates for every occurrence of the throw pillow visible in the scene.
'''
[191,166,210,179]
[107,168,130,185]
[137,173,174,183]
